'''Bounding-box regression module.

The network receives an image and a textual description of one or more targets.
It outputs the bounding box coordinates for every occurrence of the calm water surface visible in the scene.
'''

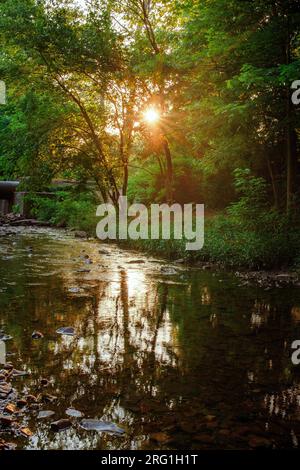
[0,227,300,450]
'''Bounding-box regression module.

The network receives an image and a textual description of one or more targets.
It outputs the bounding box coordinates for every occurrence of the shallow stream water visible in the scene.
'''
[0,227,300,449]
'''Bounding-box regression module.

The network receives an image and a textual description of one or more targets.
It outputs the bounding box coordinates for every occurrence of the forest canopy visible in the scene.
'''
[0,0,299,212]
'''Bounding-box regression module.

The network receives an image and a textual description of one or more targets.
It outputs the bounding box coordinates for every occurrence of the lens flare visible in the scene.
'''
[143,107,160,124]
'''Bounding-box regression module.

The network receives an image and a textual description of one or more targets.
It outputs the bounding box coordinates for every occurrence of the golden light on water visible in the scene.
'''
[143,107,160,125]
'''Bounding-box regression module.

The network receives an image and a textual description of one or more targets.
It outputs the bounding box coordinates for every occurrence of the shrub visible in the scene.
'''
[28,190,98,236]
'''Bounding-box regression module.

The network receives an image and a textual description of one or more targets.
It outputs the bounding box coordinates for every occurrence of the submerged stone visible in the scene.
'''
[4,403,17,414]
[0,334,12,342]
[12,369,28,377]
[56,327,76,336]
[19,427,33,438]
[127,260,145,264]
[149,432,171,444]
[41,393,57,403]
[74,231,88,239]
[0,441,17,450]
[80,419,125,434]
[160,266,177,275]
[37,410,55,419]
[0,382,12,399]
[0,414,14,426]
[65,408,83,418]
[68,287,80,293]
[40,378,49,386]
[16,399,27,408]
[32,331,44,339]
[51,419,72,432]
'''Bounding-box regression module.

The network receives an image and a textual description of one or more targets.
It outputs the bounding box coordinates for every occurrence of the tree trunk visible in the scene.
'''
[122,161,128,196]
[162,138,173,203]
[266,155,279,209]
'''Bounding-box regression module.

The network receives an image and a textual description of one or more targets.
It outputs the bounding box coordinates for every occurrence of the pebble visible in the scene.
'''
[37,410,55,419]
[0,334,13,342]
[65,408,84,418]
[149,432,171,444]
[127,260,145,264]
[32,331,44,339]
[74,231,88,239]
[0,382,12,399]
[4,403,17,414]
[80,419,125,434]
[160,266,177,275]
[50,419,72,432]
[26,394,38,403]
[0,414,14,426]
[56,327,75,336]
[19,427,33,438]
[41,393,57,403]
[16,399,27,408]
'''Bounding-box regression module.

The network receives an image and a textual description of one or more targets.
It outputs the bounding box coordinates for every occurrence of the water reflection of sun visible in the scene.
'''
[126,269,147,298]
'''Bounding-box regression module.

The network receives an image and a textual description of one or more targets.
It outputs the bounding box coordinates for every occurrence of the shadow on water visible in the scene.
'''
[0,227,300,449]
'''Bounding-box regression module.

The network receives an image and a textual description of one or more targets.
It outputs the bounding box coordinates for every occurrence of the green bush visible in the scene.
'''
[123,169,300,269]
[28,190,98,236]
[26,170,300,269]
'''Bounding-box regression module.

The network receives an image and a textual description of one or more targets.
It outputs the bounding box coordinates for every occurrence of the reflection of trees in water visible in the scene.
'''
[15,266,181,420]
[165,278,300,426]
[3,236,300,448]
[10,264,300,422]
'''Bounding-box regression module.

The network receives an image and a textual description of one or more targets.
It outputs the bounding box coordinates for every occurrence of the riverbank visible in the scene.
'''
[21,172,300,271]
[1,221,300,290]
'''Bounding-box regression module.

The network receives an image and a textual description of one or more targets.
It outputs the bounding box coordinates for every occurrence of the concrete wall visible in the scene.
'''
[0,199,10,214]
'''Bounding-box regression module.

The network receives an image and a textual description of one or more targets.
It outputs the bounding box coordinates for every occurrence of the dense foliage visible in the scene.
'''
[0,0,300,267]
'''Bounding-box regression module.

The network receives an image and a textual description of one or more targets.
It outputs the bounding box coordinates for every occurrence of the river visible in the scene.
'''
[0,227,300,449]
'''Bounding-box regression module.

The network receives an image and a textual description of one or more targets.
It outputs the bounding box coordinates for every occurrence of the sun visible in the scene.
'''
[143,107,160,125]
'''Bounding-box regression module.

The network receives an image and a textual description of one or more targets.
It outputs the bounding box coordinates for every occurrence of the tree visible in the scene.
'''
[0,0,135,202]
[177,0,300,210]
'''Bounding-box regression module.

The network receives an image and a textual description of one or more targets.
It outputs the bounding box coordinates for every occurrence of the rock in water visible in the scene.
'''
[19,427,33,438]
[40,378,49,386]
[98,249,110,254]
[32,331,44,339]
[37,410,55,419]
[0,382,12,399]
[0,415,14,426]
[16,399,27,408]
[50,419,72,432]
[65,408,83,418]
[0,441,17,450]
[41,393,57,403]
[12,369,28,377]
[149,432,171,444]
[0,334,13,342]
[75,231,88,239]
[68,287,80,293]
[160,266,177,275]
[4,403,16,414]
[80,419,125,434]
[127,260,145,264]
[56,327,76,336]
